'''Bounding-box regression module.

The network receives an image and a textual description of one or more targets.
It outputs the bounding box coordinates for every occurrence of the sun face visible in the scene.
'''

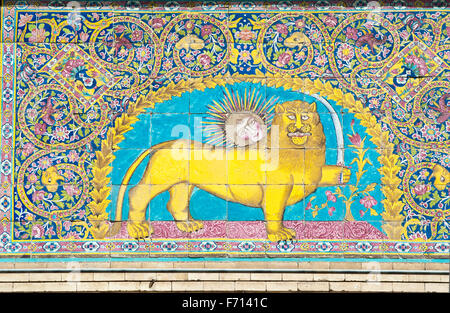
[202,87,278,147]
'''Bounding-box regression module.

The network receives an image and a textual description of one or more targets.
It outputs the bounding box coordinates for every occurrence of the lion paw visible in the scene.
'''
[340,167,351,184]
[176,220,204,233]
[267,227,296,242]
[127,220,153,239]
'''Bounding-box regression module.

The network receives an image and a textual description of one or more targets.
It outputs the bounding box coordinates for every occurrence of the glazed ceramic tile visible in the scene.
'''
[1,3,449,262]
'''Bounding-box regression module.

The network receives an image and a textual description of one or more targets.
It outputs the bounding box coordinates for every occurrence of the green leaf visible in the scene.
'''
[55,199,65,208]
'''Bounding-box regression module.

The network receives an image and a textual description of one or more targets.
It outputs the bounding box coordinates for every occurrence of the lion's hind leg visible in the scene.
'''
[167,183,204,233]
[127,184,170,239]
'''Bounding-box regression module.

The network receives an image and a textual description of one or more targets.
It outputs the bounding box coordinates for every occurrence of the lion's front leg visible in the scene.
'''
[320,165,351,186]
[262,185,296,242]
[167,183,203,233]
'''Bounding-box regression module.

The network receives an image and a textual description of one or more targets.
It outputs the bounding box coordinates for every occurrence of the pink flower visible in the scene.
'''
[38,156,52,170]
[324,14,337,27]
[151,18,165,30]
[79,32,89,42]
[360,195,377,209]
[276,24,288,35]
[328,207,336,216]
[337,43,354,62]
[167,33,179,45]
[32,190,45,202]
[34,122,47,136]
[314,54,327,66]
[29,27,48,42]
[239,50,252,63]
[114,24,125,33]
[63,184,80,197]
[198,54,211,68]
[162,58,173,71]
[18,13,33,27]
[67,150,79,163]
[22,142,35,157]
[345,27,359,41]
[235,28,256,42]
[359,209,365,217]
[185,21,195,32]
[131,29,143,42]
[53,126,69,141]
[413,184,430,196]
[399,30,410,40]
[420,124,442,141]
[295,19,305,29]
[276,51,292,67]
[136,46,152,63]
[201,24,213,37]
[28,173,38,184]
[32,224,45,238]
[325,190,337,202]
[348,133,362,147]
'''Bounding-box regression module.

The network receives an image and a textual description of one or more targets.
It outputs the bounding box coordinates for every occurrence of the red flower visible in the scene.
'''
[348,133,362,147]
[305,201,312,210]
[360,195,377,209]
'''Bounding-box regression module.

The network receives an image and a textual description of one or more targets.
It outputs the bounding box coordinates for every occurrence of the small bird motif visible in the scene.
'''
[41,95,58,126]
[429,93,450,123]
[103,33,132,56]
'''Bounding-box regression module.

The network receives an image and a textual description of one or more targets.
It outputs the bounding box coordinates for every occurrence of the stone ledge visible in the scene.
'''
[0,261,447,292]
[3,261,449,272]
[2,280,448,293]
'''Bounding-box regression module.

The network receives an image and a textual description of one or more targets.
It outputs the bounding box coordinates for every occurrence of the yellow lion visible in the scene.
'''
[112,100,351,241]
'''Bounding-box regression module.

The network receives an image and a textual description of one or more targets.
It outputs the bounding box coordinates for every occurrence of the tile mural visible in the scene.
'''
[0,0,449,261]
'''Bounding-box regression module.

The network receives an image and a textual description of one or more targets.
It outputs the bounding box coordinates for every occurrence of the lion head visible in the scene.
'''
[175,34,205,51]
[284,32,311,49]
[430,164,450,191]
[271,100,325,149]
[41,166,64,192]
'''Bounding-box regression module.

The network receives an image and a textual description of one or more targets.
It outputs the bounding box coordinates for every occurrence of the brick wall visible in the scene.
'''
[1,261,448,293]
